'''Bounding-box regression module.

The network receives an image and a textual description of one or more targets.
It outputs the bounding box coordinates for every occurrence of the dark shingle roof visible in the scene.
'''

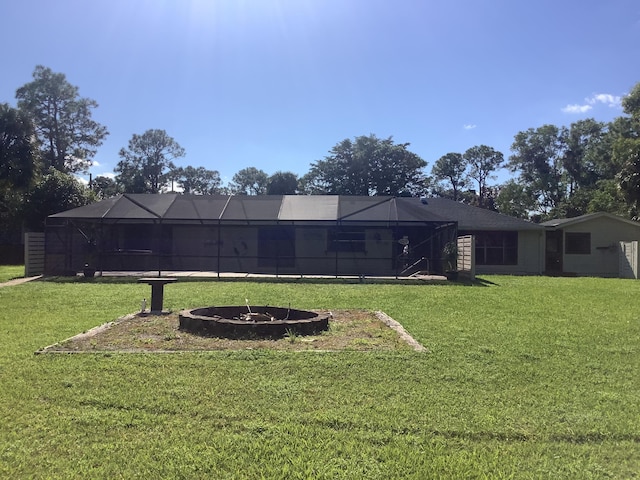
[418,197,543,231]
[541,212,640,229]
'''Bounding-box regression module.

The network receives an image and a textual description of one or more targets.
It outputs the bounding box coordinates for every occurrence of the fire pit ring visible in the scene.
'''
[179,306,330,338]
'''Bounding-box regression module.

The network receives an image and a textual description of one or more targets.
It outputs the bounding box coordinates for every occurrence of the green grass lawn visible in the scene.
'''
[0,265,24,283]
[1,275,639,478]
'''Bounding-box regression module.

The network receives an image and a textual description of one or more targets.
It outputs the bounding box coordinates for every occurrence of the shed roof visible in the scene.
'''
[541,212,640,229]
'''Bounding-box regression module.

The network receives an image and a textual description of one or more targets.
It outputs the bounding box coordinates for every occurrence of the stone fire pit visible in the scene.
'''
[179,305,330,338]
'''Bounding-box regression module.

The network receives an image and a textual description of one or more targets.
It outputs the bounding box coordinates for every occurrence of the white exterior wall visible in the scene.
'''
[170,226,220,270]
[295,228,395,275]
[217,226,259,272]
[210,225,398,275]
[474,230,544,275]
[562,217,640,277]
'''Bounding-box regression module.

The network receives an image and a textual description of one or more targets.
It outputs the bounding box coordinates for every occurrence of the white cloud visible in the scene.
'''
[587,93,622,108]
[95,172,116,179]
[75,171,116,185]
[562,104,593,114]
[562,92,622,114]
[463,124,477,130]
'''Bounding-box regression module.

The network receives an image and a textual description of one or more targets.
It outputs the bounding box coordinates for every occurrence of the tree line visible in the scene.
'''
[2,65,640,235]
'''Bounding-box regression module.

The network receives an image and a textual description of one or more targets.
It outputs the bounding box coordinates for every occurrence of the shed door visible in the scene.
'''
[545,230,563,273]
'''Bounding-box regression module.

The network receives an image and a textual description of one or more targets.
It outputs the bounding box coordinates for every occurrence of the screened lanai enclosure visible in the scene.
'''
[45,194,458,277]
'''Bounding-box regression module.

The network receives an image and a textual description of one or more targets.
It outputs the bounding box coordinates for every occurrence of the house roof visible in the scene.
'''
[420,197,543,231]
[541,212,640,229]
[48,194,454,225]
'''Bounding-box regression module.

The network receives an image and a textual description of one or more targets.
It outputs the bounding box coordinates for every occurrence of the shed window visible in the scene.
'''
[565,232,590,254]
[474,231,517,265]
[327,228,366,253]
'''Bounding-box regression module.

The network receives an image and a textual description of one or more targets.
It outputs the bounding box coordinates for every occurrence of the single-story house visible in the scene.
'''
[541,212,640,278]
[44,194,550,277]
[422,198,546,275]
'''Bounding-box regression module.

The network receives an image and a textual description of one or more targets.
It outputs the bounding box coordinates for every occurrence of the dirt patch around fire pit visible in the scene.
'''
[38,309,427,353]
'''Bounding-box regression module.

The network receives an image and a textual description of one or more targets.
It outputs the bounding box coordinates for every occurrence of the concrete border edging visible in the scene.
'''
[374,311,429,352]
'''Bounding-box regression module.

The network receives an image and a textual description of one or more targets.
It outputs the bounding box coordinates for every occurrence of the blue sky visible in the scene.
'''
[2,0,639,187]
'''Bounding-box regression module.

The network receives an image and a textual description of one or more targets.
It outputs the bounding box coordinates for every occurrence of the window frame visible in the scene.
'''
[564,232,591,255]
[327,227,366,253]
[473,231,518,266]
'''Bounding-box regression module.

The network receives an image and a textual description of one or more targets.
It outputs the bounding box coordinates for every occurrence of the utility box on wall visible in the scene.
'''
[619,241,638,279]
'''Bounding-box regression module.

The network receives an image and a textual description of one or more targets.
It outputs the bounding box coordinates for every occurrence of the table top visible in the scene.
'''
[137,277,178,285]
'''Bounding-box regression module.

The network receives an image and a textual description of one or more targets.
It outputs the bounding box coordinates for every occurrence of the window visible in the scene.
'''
[565,232,590,254]
[327,228,366,253]
[474,231,518,265]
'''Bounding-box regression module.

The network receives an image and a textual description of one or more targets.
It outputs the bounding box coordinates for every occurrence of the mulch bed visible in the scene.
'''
[39,309,426,353]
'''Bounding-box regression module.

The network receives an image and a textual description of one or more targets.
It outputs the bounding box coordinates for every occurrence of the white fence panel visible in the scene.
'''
[25,232,45,277]
[619,241,638,279]
[457,235,475,280]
